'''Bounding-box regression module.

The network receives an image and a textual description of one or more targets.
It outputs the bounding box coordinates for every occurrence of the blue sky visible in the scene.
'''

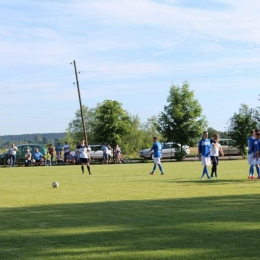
[1,0,260,135]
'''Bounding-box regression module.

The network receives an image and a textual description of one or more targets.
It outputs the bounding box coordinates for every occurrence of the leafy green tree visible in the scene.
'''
[93,100,131,149]
[120,114,144,155]
[157,81,207,158]
[66,105,97,146]
[42,136,50,145]
[228,103,259,158]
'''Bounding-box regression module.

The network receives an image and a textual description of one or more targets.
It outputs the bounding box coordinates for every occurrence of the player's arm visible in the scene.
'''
[198,142,201,160]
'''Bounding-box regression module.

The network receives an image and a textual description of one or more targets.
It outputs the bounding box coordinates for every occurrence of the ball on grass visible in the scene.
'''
[52,181,59,188]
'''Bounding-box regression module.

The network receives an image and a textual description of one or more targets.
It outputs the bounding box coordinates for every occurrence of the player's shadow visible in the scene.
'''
[1,194,260,259]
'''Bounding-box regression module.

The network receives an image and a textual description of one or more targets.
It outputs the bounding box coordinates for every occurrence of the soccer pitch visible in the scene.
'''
[1,161,260,260]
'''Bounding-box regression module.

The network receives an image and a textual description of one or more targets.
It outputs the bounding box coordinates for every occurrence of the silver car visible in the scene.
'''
[139,142,190,159]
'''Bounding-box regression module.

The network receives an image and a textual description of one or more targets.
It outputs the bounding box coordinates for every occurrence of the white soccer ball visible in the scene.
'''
[52,181,59,188]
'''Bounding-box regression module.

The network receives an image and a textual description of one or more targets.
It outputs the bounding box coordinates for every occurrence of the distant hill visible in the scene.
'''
[0,133,66,146]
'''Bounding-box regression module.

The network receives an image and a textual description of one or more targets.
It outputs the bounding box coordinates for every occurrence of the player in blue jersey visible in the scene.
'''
[147,136,164,175]
[247,130,255,179]
[253,132,260,178]
[198,131,212,179]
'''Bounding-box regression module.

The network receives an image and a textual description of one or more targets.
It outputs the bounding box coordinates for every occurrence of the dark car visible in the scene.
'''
[0,144,46,166]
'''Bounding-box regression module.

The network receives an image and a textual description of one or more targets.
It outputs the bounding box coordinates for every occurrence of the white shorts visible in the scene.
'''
[153,157,161,164]
[201,156,211,166]
[248,153,254,165]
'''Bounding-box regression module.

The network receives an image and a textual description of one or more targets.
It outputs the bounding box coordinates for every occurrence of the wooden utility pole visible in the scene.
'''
[73,60,88,146]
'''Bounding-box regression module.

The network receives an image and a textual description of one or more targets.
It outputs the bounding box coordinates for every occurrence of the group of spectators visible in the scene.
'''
[8,141,122,167]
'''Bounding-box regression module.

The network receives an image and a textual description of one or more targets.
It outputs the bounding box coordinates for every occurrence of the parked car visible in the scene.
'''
[139,142,190,159]
[0,144,47,165]
[72,144,113,161]
[218,139,241,155]
[89,144,113,161]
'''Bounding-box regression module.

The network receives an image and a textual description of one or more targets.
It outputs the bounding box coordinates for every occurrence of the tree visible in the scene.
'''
[93,100,131,150]
[42,136,50,145]
[228,103,259,158]
[66,105,97,146]
[157,81,207,158]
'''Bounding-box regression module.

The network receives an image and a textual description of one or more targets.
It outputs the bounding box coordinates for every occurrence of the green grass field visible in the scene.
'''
[1,161,259,260]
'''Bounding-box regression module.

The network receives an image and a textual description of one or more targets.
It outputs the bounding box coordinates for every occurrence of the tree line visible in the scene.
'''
[1,82,258,158]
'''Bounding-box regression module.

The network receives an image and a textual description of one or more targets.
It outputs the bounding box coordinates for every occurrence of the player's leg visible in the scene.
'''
[80,159,84,174]
[149,158,157,175]
[157,158,164,175]
[201,156,211,179]
[215,157,219,177]
[86,161,92,175]
[210,156,215,177]
[248,153,254,179]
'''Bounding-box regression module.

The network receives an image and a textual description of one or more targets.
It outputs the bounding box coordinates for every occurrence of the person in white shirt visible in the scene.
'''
[76,139,92,175]
[24,149,32,166]
[210,133,224,178]
[63,141,70,161]
[9,143,18,167]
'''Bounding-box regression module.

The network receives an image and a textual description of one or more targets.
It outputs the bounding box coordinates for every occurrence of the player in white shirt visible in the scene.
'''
[76,139,92,175]
[210,133,224,178]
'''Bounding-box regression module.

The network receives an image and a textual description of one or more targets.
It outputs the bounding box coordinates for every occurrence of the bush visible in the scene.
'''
[174,149,187,161]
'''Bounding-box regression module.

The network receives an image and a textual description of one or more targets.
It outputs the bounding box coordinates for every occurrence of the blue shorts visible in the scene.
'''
[103,154,108,160]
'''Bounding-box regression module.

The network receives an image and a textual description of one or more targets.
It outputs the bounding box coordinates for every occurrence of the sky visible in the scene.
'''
[1,0,260,135]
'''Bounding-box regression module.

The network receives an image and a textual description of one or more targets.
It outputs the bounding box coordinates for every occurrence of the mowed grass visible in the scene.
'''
[1,161,260,260]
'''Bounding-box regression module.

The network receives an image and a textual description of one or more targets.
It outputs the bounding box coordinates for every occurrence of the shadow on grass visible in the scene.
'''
[173,179,249,185]
[1,194,260,259]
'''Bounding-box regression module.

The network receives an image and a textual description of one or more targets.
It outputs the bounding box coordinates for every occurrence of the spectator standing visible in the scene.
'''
[45,151,52,166]
[55,142,63,157]
[47,144,54,164]
[101,142,111,164]
[8,143,18,167]
[115,144,122,164]
[63,141,70,161]
[24,149,32,166]
[198,131,212,179]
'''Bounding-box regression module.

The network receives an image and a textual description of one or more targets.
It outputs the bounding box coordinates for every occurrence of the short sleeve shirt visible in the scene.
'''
[151,141,162,158]
[198,138,211,158]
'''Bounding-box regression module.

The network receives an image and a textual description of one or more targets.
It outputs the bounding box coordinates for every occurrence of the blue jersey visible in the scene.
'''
[198,138,211,157]
[151,141,162,158]
[252,139,259,154]
[248,136,255,155]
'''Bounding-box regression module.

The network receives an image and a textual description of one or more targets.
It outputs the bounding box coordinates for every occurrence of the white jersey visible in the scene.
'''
[76,145,89,159]
[211,143,221,157]
[64,144,70,153]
